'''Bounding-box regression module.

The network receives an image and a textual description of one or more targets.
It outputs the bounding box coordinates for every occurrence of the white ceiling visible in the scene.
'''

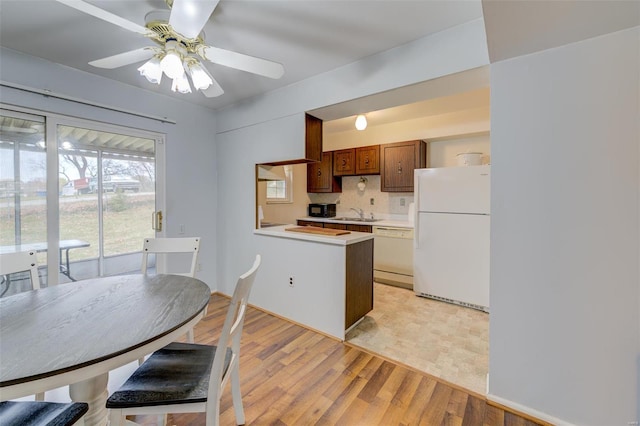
[0,0,483,110]
[0,0,637,127]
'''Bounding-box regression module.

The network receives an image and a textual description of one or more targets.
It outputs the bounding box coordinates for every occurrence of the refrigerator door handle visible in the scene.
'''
[414,172,420,249]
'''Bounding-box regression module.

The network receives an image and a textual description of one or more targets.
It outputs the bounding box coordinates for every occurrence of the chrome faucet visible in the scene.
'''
[350,207,364,219]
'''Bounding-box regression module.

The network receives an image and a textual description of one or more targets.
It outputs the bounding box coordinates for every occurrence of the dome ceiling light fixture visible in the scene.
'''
[54,0,285,98]
[355,114,367,131]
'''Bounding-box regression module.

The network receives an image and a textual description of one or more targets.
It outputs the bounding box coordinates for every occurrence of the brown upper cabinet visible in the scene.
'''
[307,152,342,193]
[333,149,356,176]
[332,145,380,176]
[305,114,323,163]
[380,140,427,192]
[355,145,380,175]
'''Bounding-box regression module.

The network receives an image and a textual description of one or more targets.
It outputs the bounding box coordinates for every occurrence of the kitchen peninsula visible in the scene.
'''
[254,225,373,340]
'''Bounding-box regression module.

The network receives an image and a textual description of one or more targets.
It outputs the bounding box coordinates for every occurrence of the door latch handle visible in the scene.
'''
[152,210,163,231]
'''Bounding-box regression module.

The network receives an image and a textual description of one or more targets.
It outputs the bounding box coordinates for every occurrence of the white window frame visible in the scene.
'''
[265,165,293,204]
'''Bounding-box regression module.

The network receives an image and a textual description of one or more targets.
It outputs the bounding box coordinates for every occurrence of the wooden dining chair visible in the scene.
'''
[0,401,88,425]
[0,250,45,401]
[107,255,261,426]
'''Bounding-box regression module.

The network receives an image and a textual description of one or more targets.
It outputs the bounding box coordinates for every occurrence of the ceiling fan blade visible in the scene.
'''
[89,48,156,69]
[170,0,220,39]
[199,66,224,98]
[55,0,150,35]
[201,80,224,98]
[198,45,285,79]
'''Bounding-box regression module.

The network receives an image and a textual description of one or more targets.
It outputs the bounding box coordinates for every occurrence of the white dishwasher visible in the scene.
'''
[373,226,414,289]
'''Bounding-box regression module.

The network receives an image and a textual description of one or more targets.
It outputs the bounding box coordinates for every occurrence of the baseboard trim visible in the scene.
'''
[486,393,574,426]
[212,291,344,343]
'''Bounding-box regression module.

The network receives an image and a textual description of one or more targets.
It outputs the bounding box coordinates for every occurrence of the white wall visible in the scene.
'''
[0,48,219,288]
[253,234,347,339]
[429,134,491,167]
[323,108,490,151]
[489,27,639,426]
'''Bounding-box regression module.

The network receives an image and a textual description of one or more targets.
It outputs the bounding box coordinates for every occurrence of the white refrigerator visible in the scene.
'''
[413,165,490,312]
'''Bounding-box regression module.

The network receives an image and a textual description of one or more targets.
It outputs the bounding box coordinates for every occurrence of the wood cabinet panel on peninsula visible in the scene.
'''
[380,140,426,192]
[307,152,342,193]
[345,238,373,329]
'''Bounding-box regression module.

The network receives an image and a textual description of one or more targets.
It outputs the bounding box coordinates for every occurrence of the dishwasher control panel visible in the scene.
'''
[372,226,414,239]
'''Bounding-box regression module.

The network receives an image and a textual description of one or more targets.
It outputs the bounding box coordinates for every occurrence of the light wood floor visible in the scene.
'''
[131,295,544,426]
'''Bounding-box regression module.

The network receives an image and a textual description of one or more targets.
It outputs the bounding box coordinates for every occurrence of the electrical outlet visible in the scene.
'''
[400,198,405,206]
[197,263,202,272]
[370,198,375,205]
[179,224,185,234]
[289,276,295,287]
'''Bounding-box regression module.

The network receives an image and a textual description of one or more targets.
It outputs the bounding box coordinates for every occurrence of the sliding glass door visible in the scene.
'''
[1,107,164,292]
[57,123,158,281]
[0,110,48,293]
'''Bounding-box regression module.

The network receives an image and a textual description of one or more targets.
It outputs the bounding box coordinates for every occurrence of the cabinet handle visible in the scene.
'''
[317,170,321,177]
[397,162,402,174]
[342,159,346,166]
[364,156,369,165]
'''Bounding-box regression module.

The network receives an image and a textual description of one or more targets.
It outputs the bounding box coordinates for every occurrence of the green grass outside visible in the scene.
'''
[0,193,155,264]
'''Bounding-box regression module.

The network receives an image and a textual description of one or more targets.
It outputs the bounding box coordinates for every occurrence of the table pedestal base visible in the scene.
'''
[70,373,109,426]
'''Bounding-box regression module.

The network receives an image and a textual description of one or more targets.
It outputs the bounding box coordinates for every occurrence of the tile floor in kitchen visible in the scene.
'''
[346,282,489,395]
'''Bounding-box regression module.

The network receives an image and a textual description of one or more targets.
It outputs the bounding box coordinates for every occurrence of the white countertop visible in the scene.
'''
[254,224,374,245]
[298,216,414,229]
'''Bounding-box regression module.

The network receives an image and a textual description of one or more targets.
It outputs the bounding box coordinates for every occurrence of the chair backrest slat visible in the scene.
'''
[0,251,40,290]
[141,237,200,277]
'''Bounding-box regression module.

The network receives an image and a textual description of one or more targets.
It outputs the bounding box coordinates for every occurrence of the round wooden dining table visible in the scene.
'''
[0,274,211,426]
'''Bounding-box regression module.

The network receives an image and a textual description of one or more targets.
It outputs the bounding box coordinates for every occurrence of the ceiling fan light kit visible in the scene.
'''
[54,0,285,99]
[171,72,192,94]
[185,59,213,90]
[137,55,163,85]
[160,40,185,79]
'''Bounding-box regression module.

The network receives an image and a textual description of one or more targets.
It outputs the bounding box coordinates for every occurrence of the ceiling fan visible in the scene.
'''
[55,0,285,98]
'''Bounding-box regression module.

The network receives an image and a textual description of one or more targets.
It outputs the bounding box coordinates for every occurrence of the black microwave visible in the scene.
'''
[308,203,336,218]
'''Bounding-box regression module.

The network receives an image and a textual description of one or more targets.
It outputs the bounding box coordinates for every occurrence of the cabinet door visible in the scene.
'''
[333,149,355,176]
[324,223,347,230]
[307,152,342,193]
[355,145,380,175]
[346,224,372,233]
[297,220,323,228]
[380,140,426,192]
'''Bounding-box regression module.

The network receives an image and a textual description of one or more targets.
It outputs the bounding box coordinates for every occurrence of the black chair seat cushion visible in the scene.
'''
[0,401,88,426]
[106,342,231,409]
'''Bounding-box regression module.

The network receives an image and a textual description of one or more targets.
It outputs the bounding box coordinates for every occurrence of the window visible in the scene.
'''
[266,165,293,204]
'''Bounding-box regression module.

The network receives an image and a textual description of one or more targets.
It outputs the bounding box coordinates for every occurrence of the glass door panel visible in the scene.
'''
[58,145,99,282]
[102,153,155,257]
[57,124,156,279]
[0,111,47,294]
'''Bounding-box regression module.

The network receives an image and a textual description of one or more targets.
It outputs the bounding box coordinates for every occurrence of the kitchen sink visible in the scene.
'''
[333,217,382,222]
